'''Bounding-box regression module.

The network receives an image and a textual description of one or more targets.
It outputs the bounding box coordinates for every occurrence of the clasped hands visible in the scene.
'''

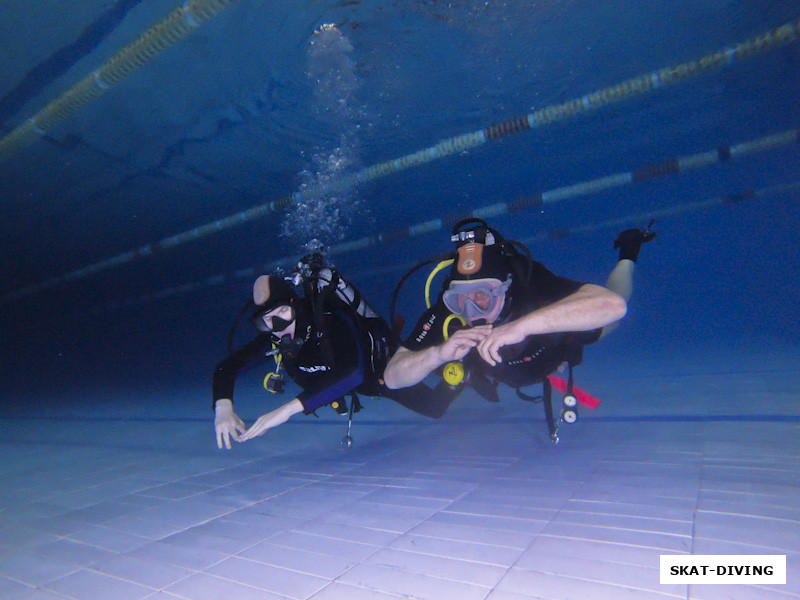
[438,321,525,367]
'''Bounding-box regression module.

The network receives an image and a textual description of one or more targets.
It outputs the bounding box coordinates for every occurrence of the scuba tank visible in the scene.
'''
[290,250,382,366]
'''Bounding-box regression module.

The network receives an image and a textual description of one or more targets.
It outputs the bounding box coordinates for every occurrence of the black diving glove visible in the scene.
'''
[613,222,657,262]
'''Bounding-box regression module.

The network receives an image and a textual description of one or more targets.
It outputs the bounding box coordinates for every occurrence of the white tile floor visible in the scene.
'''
[1,349,798,600]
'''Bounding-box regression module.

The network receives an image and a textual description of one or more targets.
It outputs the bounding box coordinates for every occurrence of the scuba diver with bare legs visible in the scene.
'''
[383,218,655,439]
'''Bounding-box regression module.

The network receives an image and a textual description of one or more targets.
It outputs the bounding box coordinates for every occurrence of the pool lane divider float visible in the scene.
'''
[332,129,800,255]
[0,0,240,161]
[352,17,800,184]
[84,177,800,314]
[2,18,800,303]
[0,124,800,303]
[1,14,798,167]
[4,125,799,307]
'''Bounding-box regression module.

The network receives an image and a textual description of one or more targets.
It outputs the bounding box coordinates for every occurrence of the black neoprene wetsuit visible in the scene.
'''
[402,260,602,393]
[213,309,456,418]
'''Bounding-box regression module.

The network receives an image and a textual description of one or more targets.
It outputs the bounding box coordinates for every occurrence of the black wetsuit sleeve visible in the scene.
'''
[294,313,365,414]
[401,303,449,351]
[212,334,273,409]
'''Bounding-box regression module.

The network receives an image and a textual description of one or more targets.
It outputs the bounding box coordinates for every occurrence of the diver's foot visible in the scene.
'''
[614,223,657,262]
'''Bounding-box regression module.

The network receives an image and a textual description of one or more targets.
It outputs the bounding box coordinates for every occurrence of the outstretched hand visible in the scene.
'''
[214,400,246,450]
[238,398,304,443]
[238,412,283,442]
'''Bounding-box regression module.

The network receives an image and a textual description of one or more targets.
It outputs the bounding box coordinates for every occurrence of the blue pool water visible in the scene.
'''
[0,3,798,599]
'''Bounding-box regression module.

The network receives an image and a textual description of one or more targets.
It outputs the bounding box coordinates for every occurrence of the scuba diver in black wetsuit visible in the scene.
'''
[383,219,656,431]
[212,254,458,450]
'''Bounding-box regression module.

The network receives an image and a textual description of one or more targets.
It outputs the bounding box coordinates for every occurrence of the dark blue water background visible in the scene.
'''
[1,1,798,414]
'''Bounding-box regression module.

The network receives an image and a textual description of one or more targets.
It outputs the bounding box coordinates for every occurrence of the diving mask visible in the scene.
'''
[442,277,511,322]
[251,305,294,334]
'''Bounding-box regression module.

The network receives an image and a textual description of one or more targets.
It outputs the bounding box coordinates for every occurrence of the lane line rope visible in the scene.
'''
[3,17,799,303]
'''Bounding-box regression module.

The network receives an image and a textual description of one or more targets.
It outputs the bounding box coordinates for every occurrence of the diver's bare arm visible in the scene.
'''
[515,284,627,336]
[383,347,443,389]
[383,327,490,389]
[477,284,626,367]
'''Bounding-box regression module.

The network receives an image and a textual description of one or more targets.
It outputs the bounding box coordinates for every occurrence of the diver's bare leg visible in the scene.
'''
[599,226,656,339]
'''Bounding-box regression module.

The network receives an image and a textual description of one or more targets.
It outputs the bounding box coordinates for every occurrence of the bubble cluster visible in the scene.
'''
[281,24,365,248]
